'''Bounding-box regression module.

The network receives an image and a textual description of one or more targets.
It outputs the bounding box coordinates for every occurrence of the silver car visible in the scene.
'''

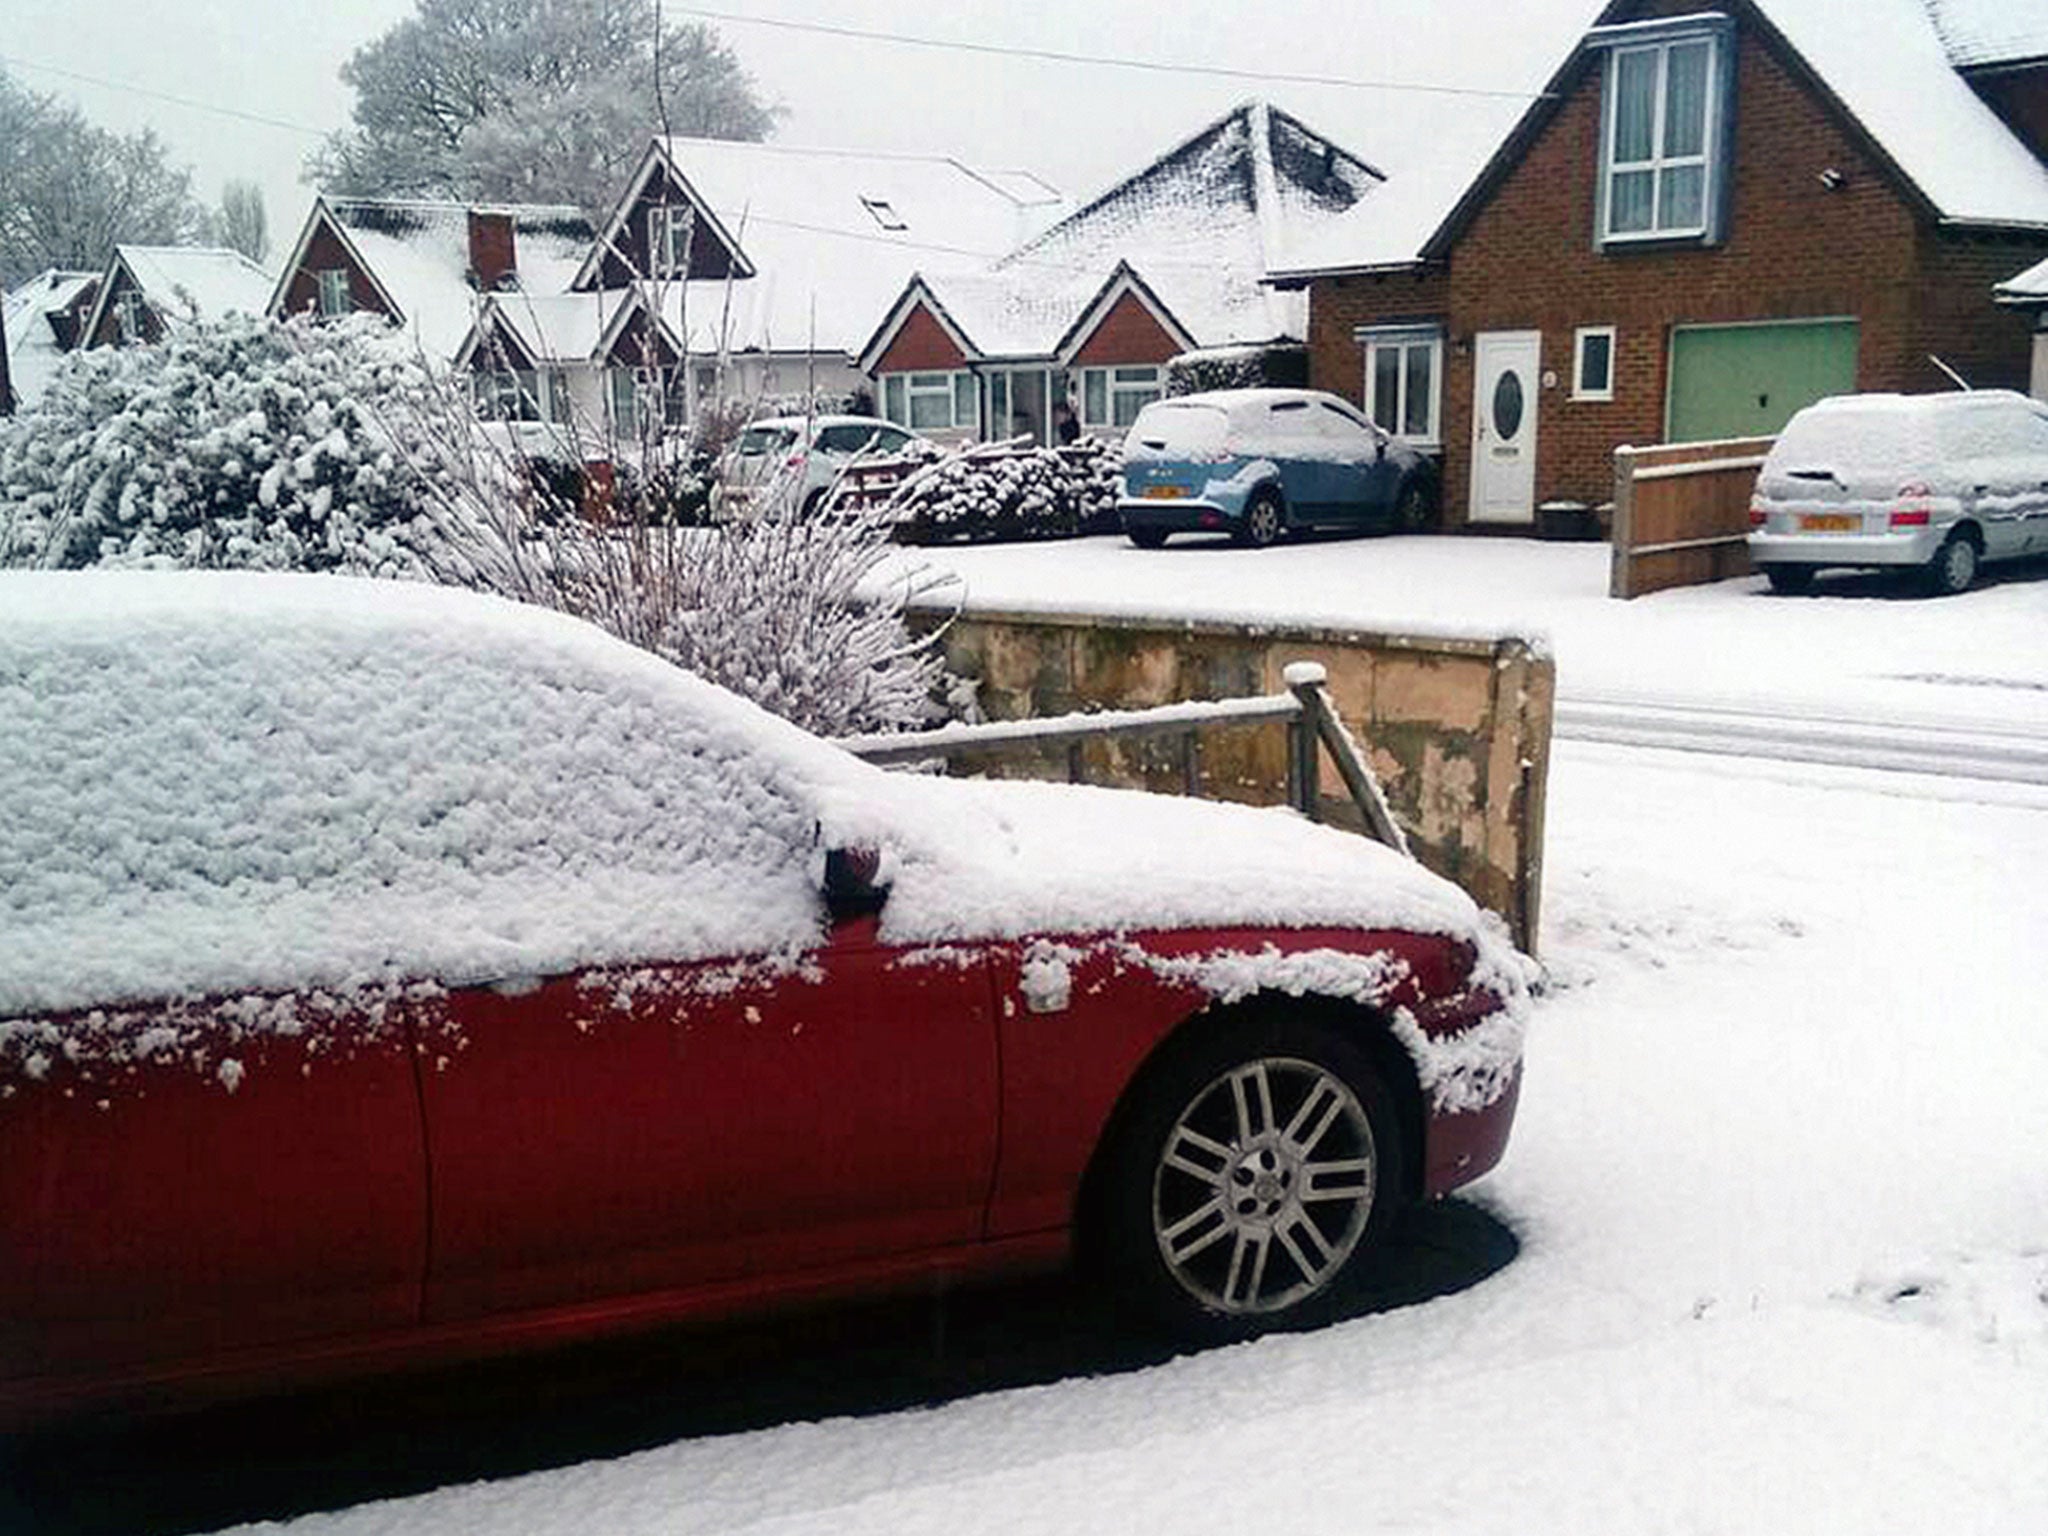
[714,414,922,519]
[1748,390,2048,595]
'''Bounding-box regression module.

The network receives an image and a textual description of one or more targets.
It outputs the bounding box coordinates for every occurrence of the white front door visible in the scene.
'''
[1470,331,1542,524]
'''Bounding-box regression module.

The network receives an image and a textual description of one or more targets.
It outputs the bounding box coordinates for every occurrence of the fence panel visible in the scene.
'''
[1609,436,1774,598]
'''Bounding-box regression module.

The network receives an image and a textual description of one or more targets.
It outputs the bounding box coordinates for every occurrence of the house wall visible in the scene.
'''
[1068,291,1182,366]
[1965,67,2048,164]
[1307,268,1450,412]
[275,224,395,322]
[870,304,969,373]
[0,302,13,414]
[1309,3,2048,524]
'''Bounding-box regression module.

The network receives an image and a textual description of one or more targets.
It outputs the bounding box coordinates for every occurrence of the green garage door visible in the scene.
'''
[1666,320,1860,442]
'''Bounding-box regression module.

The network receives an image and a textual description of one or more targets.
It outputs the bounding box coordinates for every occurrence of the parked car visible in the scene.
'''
[1748,390,2048,594]
[0,572,1525,1428]
[1118,389,1437,549]
[713,414,924,519]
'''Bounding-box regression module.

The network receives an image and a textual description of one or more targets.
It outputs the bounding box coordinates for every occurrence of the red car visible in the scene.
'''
[0,573,1527,1429]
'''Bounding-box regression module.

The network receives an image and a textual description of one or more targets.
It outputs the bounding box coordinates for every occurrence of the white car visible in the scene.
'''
[1748,390,2048,595]
[714,414,924,519]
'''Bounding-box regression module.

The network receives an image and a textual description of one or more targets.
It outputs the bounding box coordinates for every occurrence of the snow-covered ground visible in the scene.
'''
[214,544,2048,1536]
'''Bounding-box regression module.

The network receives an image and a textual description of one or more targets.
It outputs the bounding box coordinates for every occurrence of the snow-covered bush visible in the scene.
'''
[889,437,1120,544]
[1165,343,1309,397]
[0,314,489,576]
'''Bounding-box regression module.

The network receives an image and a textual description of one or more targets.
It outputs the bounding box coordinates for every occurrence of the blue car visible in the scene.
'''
[1118,388,1436,549]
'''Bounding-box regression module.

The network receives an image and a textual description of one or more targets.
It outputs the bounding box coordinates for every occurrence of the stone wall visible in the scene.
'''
[910,605,1554,953]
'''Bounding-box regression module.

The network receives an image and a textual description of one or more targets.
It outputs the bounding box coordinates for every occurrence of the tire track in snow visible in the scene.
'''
[1553,695,2048,785]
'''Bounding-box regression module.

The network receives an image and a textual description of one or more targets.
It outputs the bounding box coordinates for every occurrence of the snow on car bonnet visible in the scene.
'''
[0,572,842,1020]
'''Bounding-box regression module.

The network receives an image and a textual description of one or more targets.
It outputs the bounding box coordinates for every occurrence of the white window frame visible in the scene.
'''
[1079,364,1163,430]
[1600,34,1721,245]
[883,369,977,432]
[1356,325,1444,449]
[647,203,694,279]
[1573,326,1617,402]
[315,268,352,318]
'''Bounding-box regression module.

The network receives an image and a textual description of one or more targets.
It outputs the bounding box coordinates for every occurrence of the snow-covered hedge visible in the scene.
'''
[0,315,469,576]
[890,436,1121,544]
[1165,343,1310,397]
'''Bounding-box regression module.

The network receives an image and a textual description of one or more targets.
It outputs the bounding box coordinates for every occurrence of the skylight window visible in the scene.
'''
[860,197,908,232]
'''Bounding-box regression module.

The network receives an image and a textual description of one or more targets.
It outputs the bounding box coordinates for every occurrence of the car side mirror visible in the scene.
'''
[1375,434,1387,462]
[822,845,890,922]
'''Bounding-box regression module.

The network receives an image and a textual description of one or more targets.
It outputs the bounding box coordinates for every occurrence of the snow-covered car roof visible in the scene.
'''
[1,573,1511,1046]
[739,414,903,434]
[1135,388,1369,421]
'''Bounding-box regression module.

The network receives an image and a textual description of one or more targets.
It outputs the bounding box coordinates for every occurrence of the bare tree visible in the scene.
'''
[216,181,268,265]
[309,0,779,215]
[0,67,208,286]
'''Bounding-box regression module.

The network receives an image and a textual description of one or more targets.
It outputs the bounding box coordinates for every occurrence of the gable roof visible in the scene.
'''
[861,101,1384,367]
[270,198,594,360]
[576,136,1065,357]
[1922,0,2048,70]
[1276,0,2048,281]
[81,246,274,345]
[1,271,99,408]
[454,288,681,369]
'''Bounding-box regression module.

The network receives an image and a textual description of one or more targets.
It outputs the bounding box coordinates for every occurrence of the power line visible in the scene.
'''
[674,7,1551,102]
[0,54,333,139]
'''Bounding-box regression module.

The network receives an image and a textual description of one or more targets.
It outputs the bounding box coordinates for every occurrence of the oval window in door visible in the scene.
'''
[1493,371,1525,440]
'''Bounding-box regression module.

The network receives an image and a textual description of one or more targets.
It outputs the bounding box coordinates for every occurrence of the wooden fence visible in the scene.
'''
[1609,436,1774,598]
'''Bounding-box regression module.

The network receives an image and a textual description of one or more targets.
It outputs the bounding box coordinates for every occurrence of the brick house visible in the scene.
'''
[1273,0,2048,529]
[858,102,1384,446]
[80,247,274,350]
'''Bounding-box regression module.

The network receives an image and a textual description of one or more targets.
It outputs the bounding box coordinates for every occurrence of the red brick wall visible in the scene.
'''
[1911,230,2045,393]
[1069,291,1182,366]
[467,212,516,291]
[1308,4,2048,525]
[872,303,969,373]
[275,223,393,321]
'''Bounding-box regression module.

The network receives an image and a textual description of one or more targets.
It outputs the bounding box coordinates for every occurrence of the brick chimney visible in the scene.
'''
[467,210,518,291]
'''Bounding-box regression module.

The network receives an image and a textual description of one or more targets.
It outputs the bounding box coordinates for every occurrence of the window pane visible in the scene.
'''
[1083,370,1106,424]
[1112,387,1157,428]
[910,372,948,389]
[954,372,977,428]
[1403,344,1433,438]
[1371,348,1402,433]
[1579,332,1612,394]
[1659,164,1706,230]
[1610,169,1655,233]
[1664,42,1711,158]
[909,392,951,430]
[884,375,906,424]
[1113,366,1158,384]
[990,373,1009,430]
[1613,49,1658,163]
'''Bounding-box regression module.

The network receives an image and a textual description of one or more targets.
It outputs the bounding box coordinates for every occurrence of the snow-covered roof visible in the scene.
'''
[870,102,1384,364]
[1,269,99,408]
[583,137,1066,357]
[1276,0,2048,279]
[472,289,653,366]
[311,200,594,361]
[1994,251,2048,303]
[1922,0,2048,68]
[108,246,274,327]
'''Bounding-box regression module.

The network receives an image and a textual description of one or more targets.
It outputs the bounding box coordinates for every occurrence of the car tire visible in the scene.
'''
[1924,532,1979,596]
[1236,489,1287,549]
[1392,478,1435,535]
[1093,1010,1404,1345]
[1127,527,1170,550]
[1762,564,1814,595]
[801,488,827,519]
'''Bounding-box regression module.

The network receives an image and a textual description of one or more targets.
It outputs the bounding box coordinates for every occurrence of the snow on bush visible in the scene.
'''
[1165,343,1310,397]
[0,316,946,737]
[890,437,1120,544]
[0,315,473,576]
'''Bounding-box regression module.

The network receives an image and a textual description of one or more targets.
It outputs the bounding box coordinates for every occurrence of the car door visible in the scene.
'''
[1263,400,1327,516]
[416,917,1000,1324]
[1317,401,1399,525]
[0,991,434,1388]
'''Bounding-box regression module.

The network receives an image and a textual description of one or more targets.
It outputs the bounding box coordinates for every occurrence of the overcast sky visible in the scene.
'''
[2,0,1606,260]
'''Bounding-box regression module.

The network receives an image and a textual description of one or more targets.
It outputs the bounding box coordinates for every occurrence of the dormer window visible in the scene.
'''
[860,197,907,232]
[1591,15,1733,248]
[315,268,352,318]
